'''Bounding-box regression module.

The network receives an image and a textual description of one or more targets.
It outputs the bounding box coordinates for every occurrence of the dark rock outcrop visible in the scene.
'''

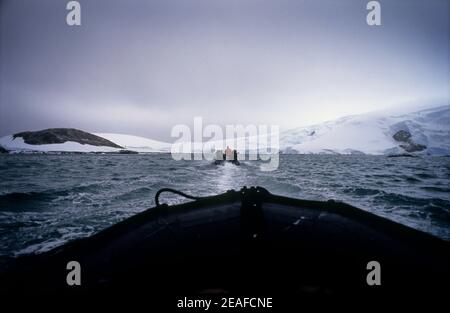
[13,128,123,148]
[393,130,411,142]
[392,130,426,153]
[119,149,138,154]
[0,146,9,154]
[387,153,417,158]
[399,142,427,153]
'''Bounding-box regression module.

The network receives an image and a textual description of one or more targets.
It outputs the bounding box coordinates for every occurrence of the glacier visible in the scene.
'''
[279,105,450,156]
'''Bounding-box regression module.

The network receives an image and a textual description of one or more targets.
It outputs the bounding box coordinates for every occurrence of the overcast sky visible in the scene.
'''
[0,0,448,141]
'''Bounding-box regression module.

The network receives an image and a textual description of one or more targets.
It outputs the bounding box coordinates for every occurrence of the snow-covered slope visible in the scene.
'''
[0,135,121,153]
[94,133,171,153]
[280,105,450,155]
[1,105,448,155]
[0,132,171,153]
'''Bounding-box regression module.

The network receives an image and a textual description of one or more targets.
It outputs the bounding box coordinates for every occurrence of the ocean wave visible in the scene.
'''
[0,182,109,211]
[424,205,450,223]
[401,175,422,183]
[415,172,438,179]
[342,187,380,196]
[374,191,450,208]
[112,186,154,201]
[421,186,450,193]
[0,191,55,211]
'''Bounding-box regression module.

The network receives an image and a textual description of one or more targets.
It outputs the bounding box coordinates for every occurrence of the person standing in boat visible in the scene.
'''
[225,146,233,160]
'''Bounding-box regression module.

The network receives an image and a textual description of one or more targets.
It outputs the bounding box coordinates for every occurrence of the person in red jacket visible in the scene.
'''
[225,146,233,160]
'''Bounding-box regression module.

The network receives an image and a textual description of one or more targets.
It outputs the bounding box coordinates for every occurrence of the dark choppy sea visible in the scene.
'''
[0,154,449,257]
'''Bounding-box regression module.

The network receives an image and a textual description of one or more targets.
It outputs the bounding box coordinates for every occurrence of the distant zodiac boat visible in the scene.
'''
[214,146,240,165]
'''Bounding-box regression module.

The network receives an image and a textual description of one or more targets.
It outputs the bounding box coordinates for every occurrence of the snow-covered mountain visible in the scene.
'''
[280,105,450,155]
[1,105,449,155]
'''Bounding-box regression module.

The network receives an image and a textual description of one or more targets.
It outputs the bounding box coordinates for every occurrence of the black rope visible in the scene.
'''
[155,188,201,206]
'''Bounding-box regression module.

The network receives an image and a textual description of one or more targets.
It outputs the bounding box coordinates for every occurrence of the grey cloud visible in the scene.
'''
[1,0,448,141]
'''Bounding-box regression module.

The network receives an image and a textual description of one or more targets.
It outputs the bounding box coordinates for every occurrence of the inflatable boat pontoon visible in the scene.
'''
[1,187,448,307]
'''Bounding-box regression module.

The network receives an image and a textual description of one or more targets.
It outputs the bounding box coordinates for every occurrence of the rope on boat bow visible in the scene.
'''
[154,186,270,207]
[155,188,202,206]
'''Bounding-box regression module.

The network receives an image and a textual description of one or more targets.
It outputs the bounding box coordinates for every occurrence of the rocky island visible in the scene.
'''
[0,128,171,154]
[13,128,123,148]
